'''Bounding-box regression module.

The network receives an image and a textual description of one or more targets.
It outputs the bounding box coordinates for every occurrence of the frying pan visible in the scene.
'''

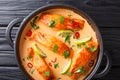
[6,4,111,80]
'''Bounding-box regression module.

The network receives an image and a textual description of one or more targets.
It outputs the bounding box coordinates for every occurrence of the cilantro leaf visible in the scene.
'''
[68,14,72,17]
[44,71,50,77]
[33,16,38,23]
[89,46,97,53]
[54,63,59,69]
[63,50,70,58]
[30,22,39,30]
[31,69,35,74]
[75,66,86,74]
[66,71,72,76]
[30,16,39,30]
[53,44,59,53]
[59,16,64,24]
[49,20,56,28]
[27,55,32,60]
[65,35,71,44]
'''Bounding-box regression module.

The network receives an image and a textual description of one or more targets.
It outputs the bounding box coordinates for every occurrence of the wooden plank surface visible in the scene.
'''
[0,67,26,80]
[0,0,120,80]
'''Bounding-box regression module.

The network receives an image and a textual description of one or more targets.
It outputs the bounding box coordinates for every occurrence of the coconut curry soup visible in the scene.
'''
[19,8,99,80]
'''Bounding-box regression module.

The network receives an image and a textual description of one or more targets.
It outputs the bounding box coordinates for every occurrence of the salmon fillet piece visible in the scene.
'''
[40,14,85,30]
[31,31,74,58]
[27,47,54,80]
[33,53,54,80]
[70,41,98,79]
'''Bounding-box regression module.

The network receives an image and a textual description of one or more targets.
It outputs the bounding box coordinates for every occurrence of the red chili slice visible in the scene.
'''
[51,58,57,63]
[74,32,80,39]
[27,62,33,68]
[48,62,52,67]
[27,30,32,37]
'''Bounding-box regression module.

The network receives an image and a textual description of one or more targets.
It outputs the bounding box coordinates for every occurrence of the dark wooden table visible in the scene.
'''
[0,0,120,80]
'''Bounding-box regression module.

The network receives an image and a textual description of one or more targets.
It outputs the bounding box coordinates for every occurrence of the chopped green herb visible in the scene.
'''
[29,68,35,74]
[65,35,71,44]
[30,16,39,30]
[68,14,72,17]
[49,20,56,28]
[33,16,38,23]
[53,44,59,53]
[30,22,39,30]
[78,66,84,69]
[66,71,72,76]
[57,30,73,45]
[63,50,70,58]
[82,44,88,48]
[89,46,97,53]
[77,43,88,49]
[44,71,50,77]
[77,44,81,48]
[27,55,32,60]
[31,69,35,74]
[59,16,64,24]
[54,63,59,69]
[76,67,83,73]
[75,66,86,74]
[80,43,88,48]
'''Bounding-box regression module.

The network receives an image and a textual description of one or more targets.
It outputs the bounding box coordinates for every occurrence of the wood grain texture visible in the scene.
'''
[0,0,119,27]
[0,67,26,80]
[0,0,120,80]
[0,53,17,66]
[74,0,120,27]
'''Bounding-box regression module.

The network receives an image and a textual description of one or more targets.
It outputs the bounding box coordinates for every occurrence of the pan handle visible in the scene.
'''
[6,18,23,48]
[93,51,111,79]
